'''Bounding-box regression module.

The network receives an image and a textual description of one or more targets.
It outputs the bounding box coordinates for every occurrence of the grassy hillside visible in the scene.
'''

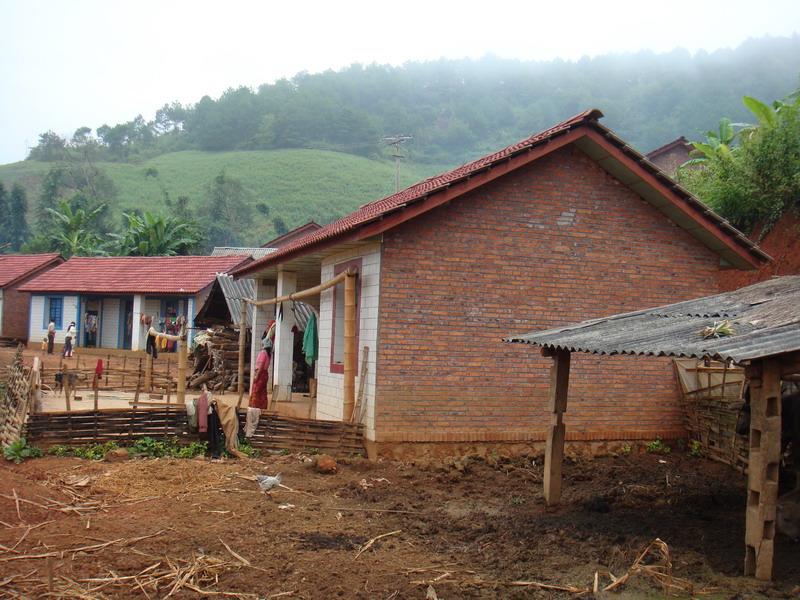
[0,150,445,247]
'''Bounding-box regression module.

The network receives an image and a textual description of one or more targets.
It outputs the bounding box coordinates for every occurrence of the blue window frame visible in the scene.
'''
[44,296,64,329]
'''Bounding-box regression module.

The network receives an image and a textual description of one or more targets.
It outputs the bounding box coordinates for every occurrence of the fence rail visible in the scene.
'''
[25,408,365,456]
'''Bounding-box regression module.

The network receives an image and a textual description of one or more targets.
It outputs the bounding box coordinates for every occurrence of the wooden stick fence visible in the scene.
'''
[40,359,178,396]
[24,408,366,455]
[0,346,36,447]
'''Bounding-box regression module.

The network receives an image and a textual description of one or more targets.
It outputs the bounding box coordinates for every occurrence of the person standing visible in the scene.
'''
[47,320,56,354]
[63,321,76,358]
[248,336,272,410]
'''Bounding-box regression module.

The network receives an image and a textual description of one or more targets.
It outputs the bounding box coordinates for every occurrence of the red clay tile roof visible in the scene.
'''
[234,109,768,277]
[0,253,63,288]
[645,136,692,159]
[19,256,250,295]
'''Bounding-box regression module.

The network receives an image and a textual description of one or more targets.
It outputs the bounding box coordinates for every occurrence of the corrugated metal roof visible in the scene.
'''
[505,276,800,364]
[216,274,315,331]
[211,247,277,259]
[217,274,256,328]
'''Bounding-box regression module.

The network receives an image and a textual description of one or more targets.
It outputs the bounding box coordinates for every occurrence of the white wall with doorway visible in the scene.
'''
[315,241,381,440]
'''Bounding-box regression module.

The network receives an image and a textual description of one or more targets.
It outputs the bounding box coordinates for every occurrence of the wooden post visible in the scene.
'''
[145,352,153,393]
[165,356,172,404]
[105,354,110,387]
[744,358,782,580]
[342,272,357,422]
[543,349,571,506]
[177,328,187,405]
[237,300,247,406]
[121,355,127,389]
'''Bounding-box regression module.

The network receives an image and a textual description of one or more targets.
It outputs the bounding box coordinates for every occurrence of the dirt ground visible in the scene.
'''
[0,449,798,599]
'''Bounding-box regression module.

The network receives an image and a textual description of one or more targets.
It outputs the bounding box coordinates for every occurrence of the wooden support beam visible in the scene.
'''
[247,268,356,307]
[145,353,153,393]
[342,272,357,422]
[176,328,187,405]
[744,358,782,581]
[543,349,571,506]
[237,300,247,406]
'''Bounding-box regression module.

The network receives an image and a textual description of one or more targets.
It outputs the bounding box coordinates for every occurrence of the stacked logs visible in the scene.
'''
[188,327,249,392]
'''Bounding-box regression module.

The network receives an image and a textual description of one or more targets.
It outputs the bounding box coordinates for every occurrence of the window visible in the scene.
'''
[330,259,361,374]
[46,296,63,329]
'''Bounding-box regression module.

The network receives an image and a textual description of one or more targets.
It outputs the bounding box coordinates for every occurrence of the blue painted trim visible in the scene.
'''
[118,297,130,350]
[43,295,64,330]
[75,296,81,348]
[97,298,104,347]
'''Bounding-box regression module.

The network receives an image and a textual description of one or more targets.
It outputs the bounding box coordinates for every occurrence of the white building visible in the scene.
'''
[20,255,249,350]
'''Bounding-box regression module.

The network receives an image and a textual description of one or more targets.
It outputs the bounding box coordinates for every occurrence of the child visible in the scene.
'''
[41,336,48,352]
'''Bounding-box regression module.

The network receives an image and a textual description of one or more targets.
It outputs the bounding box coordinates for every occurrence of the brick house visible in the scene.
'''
[19,256,248,350]
[0,253,63,342]
[645,136,693,176]
[234,109,769,456]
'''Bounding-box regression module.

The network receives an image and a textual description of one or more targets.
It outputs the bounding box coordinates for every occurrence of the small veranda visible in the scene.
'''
[506,275,800,582]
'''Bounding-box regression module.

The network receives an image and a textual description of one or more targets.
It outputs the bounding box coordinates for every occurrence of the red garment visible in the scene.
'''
[249,352,270,410]
[197,391,209,433]
[95,359,104,377]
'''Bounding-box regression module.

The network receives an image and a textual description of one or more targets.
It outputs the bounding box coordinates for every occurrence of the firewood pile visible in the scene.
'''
[189,327,249,392]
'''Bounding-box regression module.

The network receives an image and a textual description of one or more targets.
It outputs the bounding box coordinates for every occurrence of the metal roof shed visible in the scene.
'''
[505,276,800,581]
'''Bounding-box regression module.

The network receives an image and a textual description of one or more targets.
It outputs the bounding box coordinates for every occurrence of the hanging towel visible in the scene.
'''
[245,407,261,437]
[186,398,198,432]
[216,399,248,458]
[302,312,318,366]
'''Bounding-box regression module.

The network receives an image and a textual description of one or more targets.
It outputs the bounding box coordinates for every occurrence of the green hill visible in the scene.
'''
[0,150,444,247]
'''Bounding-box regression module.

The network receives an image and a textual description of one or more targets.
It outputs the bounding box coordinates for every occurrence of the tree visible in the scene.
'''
[112,211,202,256]
[202,171,252,247]
[7,184,30,251]
[272,216,288,236]
[680,89,800,234]
[43,199,107,258]
[27,131,67,161]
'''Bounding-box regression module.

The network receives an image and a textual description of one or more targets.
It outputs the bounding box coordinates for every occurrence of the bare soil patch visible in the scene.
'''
[0,450,798,598]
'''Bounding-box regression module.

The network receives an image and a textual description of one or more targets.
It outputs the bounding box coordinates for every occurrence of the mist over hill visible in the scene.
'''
[3,35,799,253]
[24,36,800,166]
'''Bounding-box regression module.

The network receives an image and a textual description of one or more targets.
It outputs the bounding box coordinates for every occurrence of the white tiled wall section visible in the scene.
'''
[316,242,380,440]
[29,294,79,345]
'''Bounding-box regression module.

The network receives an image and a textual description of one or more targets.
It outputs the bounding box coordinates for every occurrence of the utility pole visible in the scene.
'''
[383,135,412,193]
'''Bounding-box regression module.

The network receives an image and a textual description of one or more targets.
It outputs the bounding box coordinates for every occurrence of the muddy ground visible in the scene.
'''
[0,449,798,599]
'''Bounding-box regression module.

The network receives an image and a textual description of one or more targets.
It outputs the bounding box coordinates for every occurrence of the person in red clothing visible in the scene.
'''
[248,322,275,410]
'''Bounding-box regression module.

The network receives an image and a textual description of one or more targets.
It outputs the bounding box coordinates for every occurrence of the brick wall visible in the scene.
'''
[1,282,34,340]
[375,145,722,444]
[3,266,61,341]
[648,145,691,176]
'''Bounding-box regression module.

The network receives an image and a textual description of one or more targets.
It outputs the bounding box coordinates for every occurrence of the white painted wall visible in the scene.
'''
[273,271,297,402]
[29,294,79,345]
[315,242,381,440]
[100,298,121,349]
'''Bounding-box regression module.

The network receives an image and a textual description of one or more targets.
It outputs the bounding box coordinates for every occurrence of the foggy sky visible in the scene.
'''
[1,0,799,164]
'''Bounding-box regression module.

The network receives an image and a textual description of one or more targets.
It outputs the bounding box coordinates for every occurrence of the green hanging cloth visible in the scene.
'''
[302,312,319,366]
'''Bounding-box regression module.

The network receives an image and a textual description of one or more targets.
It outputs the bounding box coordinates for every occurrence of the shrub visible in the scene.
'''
[645,439,671,455]
[689,440,703,458]
[4,438,43,464]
